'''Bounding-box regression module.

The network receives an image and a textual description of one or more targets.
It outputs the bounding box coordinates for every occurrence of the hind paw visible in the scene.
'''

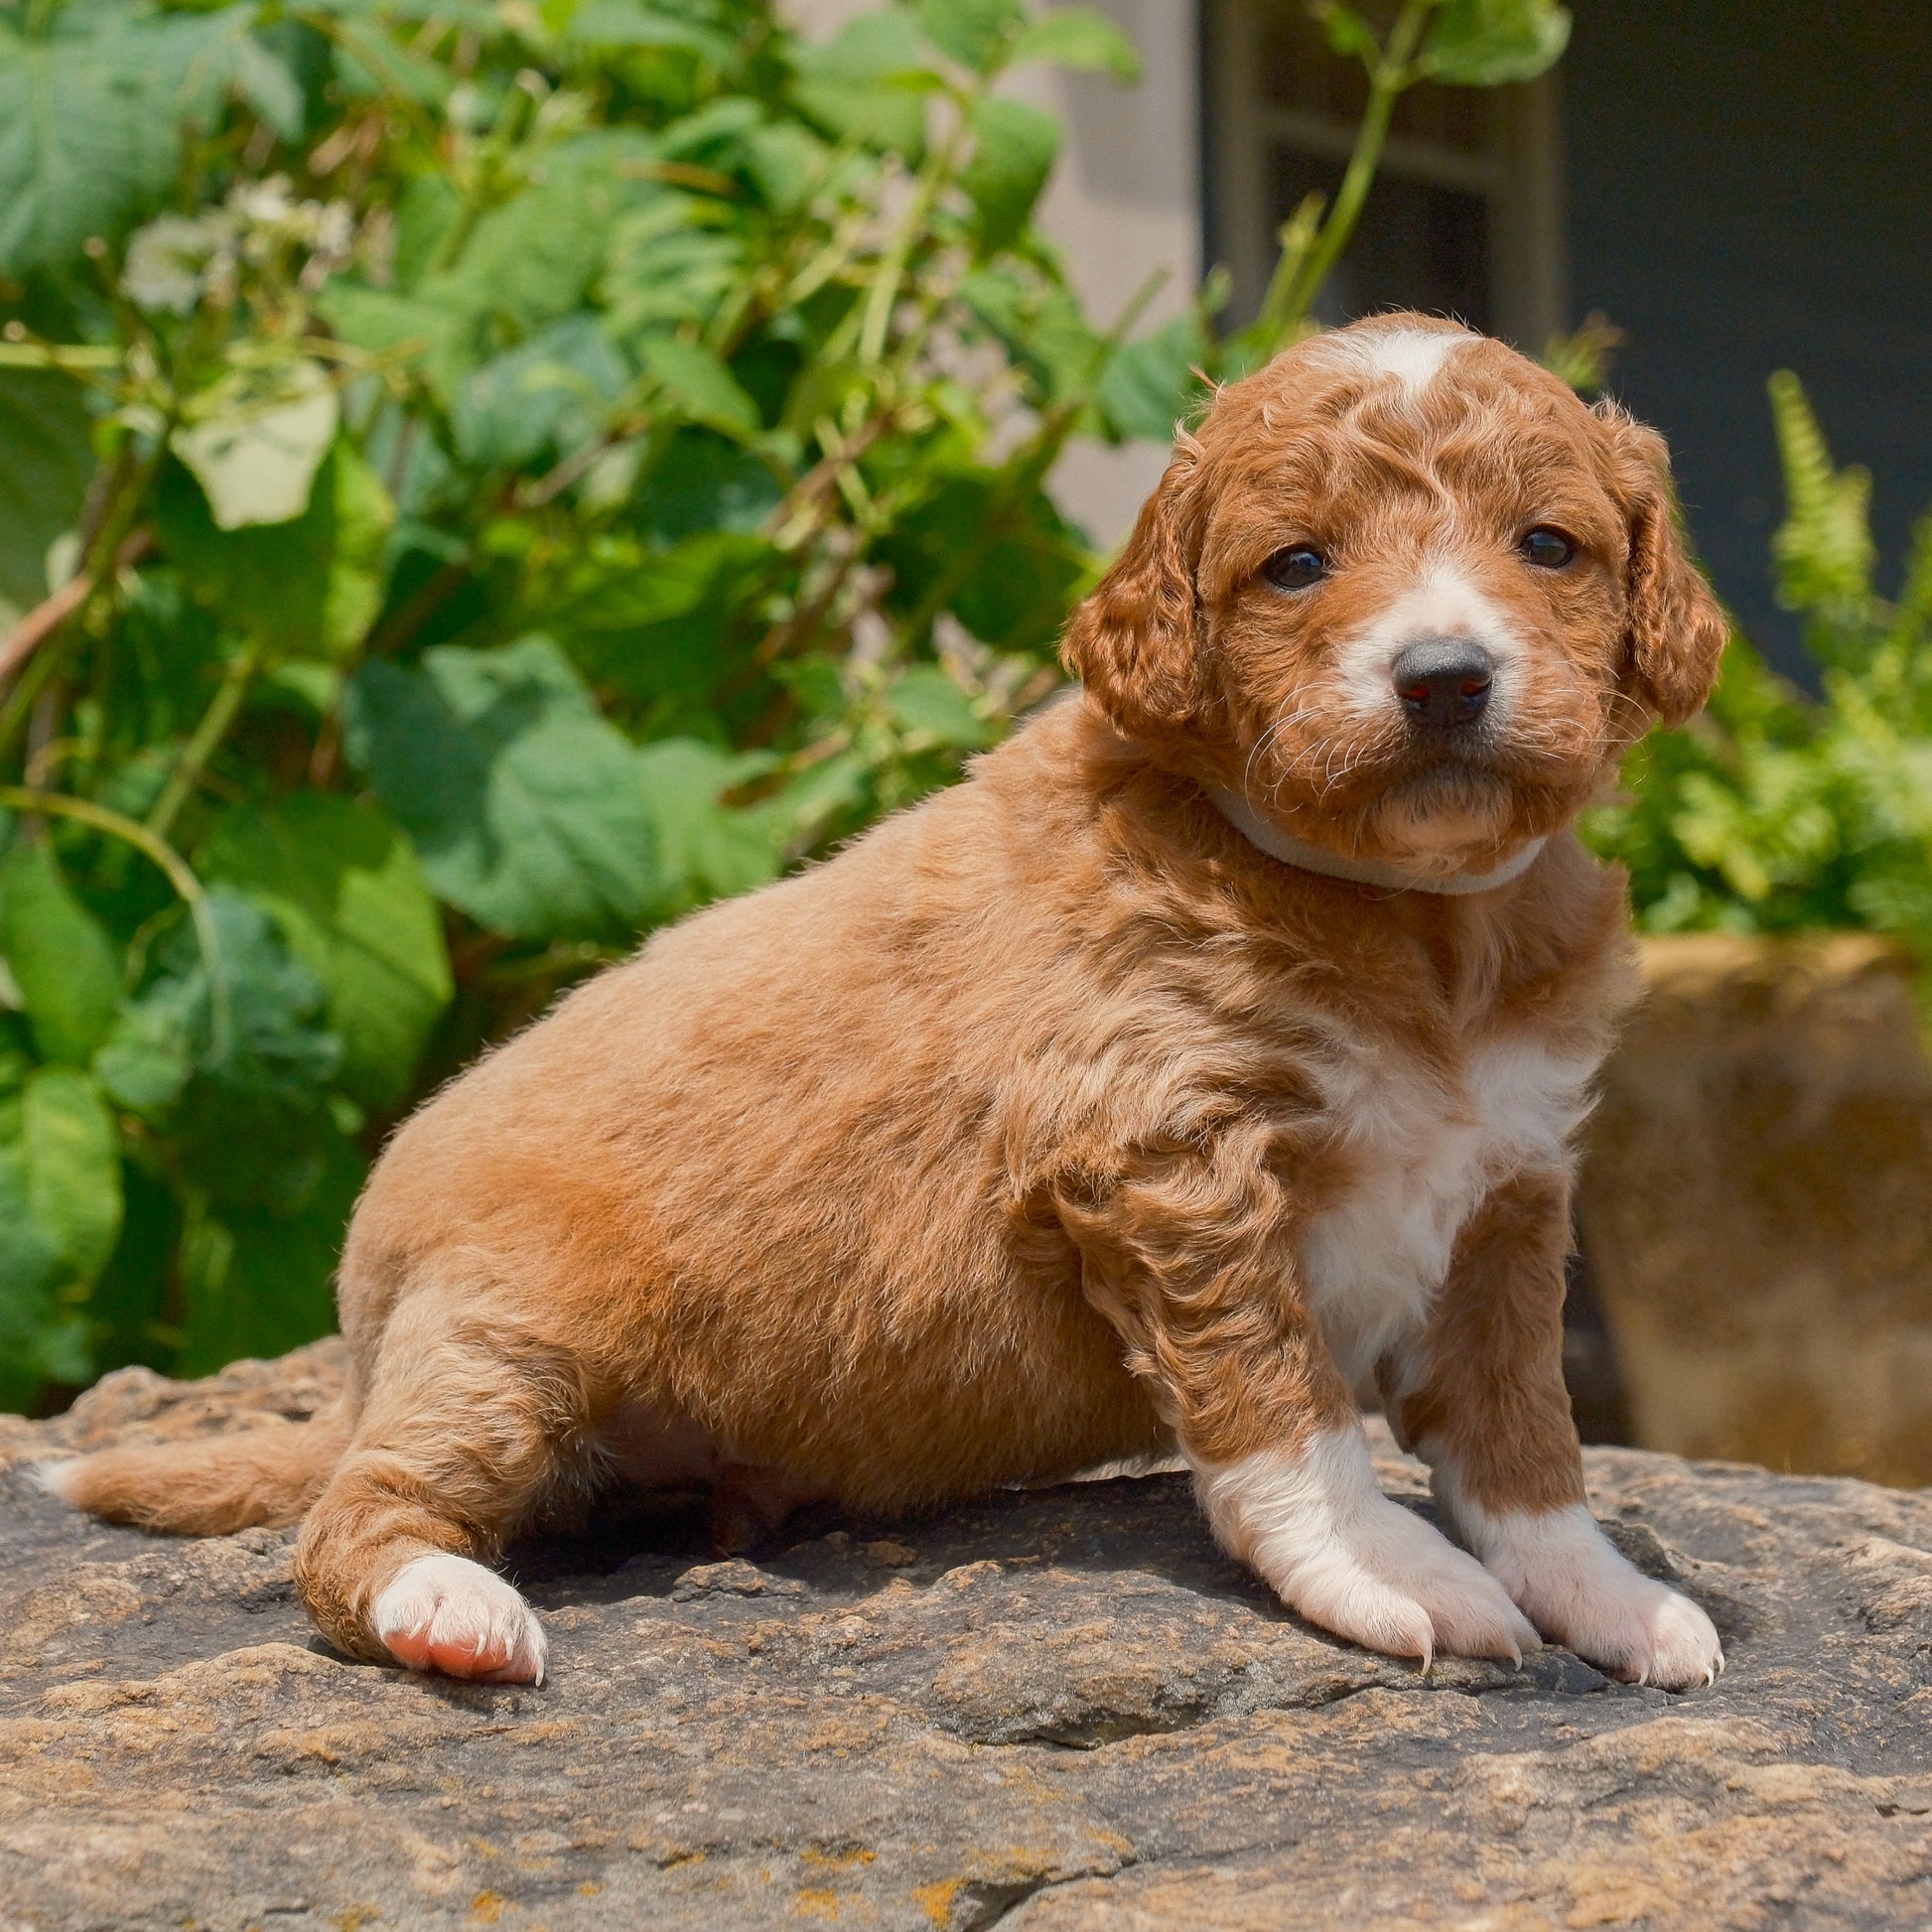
[371,1554,547,1684]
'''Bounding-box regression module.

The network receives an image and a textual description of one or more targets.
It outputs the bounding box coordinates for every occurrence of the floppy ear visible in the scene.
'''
[1060,448,1202,740]
[1595,401,1730,728]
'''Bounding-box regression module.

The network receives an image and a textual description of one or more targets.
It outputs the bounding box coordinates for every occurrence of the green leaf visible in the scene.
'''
[342,637,662,940]
[0,841,122,1066]
[742,121,830,215]
[118,892,345,1221]
[1311,1,1380,65]
[0,1062,120,1402]
[0,1124,69,1410]
[878,468,1093,652]
[22,1066,122,1286]
[632,738,782,913]
[93,1001,194,1117]
[792,9,932,85]
[885,665,996,749]
[426,133,657,340]
[636,334,762,437]
[314,281,476,409]
[637,430,783,545]
[321,441,399,658]
[0,6,287,275]
[175,1126,362,1377]
[791,11,936,159]
[0,10,191,274]
[207,18,305,141]
[156,437,396,657]
[961,96,1060,256]
[452,314,627,471]
[917,0,1023,73]
[959,266,1104,408]
[1098,309,1211,443]
[1418,0,1571,85]
[0,369,94,621]
[202,795,454,1112]
[171,360,341,531]
[563,0,735,62]
[1007,6,1142,81]
[604,199,746,343]
[556,529,777,704]
[137,890,343,1114]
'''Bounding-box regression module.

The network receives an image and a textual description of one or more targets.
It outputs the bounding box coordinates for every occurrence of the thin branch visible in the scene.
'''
[146,640,262,844]
[0,786,230,1055]
[0,343,122,372]
[0,529,152,688]
[1270,0,1433,333]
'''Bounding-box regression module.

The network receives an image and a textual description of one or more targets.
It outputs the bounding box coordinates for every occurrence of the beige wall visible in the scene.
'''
[1019,1,1199,545]
[782,0,1201,548]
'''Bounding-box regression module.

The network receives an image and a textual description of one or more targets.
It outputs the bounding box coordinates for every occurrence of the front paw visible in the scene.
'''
[1195,1431,1540,1667]
[371,1552,548,1684]
[1469,1503,1724,1690]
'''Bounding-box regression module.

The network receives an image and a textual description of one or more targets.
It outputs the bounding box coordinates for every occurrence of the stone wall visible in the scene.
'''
[1579,933,1932,1485]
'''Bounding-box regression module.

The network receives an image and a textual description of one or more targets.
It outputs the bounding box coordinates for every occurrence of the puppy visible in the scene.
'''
[47,313,1729,1690]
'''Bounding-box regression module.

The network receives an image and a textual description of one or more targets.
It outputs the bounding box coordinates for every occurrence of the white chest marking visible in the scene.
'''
[1298,1038,1595,1383]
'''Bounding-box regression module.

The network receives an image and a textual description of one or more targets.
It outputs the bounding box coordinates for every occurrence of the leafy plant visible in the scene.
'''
[0,0,1567,1413]
[1587,373,1932,969]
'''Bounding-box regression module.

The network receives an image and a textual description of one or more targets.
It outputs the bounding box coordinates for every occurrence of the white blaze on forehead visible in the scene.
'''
[1332,562,1527,719]
[1312,326,1475,399]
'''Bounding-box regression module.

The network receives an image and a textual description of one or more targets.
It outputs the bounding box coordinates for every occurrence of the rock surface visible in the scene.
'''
[7,1343,1932,1929]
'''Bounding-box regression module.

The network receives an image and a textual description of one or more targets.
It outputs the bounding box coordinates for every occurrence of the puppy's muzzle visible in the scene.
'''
[1393,638,1493,731]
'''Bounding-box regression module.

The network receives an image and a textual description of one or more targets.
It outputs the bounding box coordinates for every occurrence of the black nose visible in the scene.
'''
[1391,638,1493,729]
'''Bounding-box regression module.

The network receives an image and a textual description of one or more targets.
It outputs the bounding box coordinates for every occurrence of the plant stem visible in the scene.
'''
[146,641,262,844]
[857,108,972,366]
[1271,0,1433,337]
[0,343,122,373]
[894,268,1167,648]
[0,529,154,689]
[0,787,230,1053]
[0,437,156,770]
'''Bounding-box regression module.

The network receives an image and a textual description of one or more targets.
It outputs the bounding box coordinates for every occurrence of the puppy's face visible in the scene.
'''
[1065,316,1729,878]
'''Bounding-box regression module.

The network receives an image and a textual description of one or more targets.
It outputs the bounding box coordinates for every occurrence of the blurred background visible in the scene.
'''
[4,0,1932,1488]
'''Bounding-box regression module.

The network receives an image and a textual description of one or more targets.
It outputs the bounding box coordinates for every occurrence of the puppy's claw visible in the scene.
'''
[372,1553,547,1685]
[1458,1502,1725,1693]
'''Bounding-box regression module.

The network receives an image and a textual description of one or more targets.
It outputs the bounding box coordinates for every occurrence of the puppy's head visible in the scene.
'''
[1063,313,1728,880]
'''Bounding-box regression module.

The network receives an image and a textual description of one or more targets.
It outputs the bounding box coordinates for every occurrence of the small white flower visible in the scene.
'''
[227,174,297,228]
[121,211,234,316]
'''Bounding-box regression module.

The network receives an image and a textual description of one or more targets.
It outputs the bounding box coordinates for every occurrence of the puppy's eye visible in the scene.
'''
[1520,526,1576,570]
[1263,546,1327,592]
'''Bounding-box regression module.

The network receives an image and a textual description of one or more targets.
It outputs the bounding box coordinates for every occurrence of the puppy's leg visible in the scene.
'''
[1058,1149,1534,1668]
[293,1298,586,1684]
[1387,1172,1723,1691]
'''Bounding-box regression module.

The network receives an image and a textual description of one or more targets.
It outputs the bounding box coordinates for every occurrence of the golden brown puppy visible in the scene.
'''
[46,313,1730,1691]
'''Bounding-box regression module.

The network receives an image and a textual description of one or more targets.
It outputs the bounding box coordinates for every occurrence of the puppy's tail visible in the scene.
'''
[36,1401,352,1535]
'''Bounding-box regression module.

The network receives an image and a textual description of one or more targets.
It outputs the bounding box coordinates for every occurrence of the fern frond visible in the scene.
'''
[1768,369,1877,632]
[1896,510,1932,642]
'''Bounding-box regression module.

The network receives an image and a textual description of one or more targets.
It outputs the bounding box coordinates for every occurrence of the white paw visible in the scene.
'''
[371,1553,547,1685]
[1194,1430,1539,1667]
[1456,1500,1724,1690]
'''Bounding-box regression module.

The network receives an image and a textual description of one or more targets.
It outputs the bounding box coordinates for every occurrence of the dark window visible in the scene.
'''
[1202,0,1558,345]
[1268,150,1492,330]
